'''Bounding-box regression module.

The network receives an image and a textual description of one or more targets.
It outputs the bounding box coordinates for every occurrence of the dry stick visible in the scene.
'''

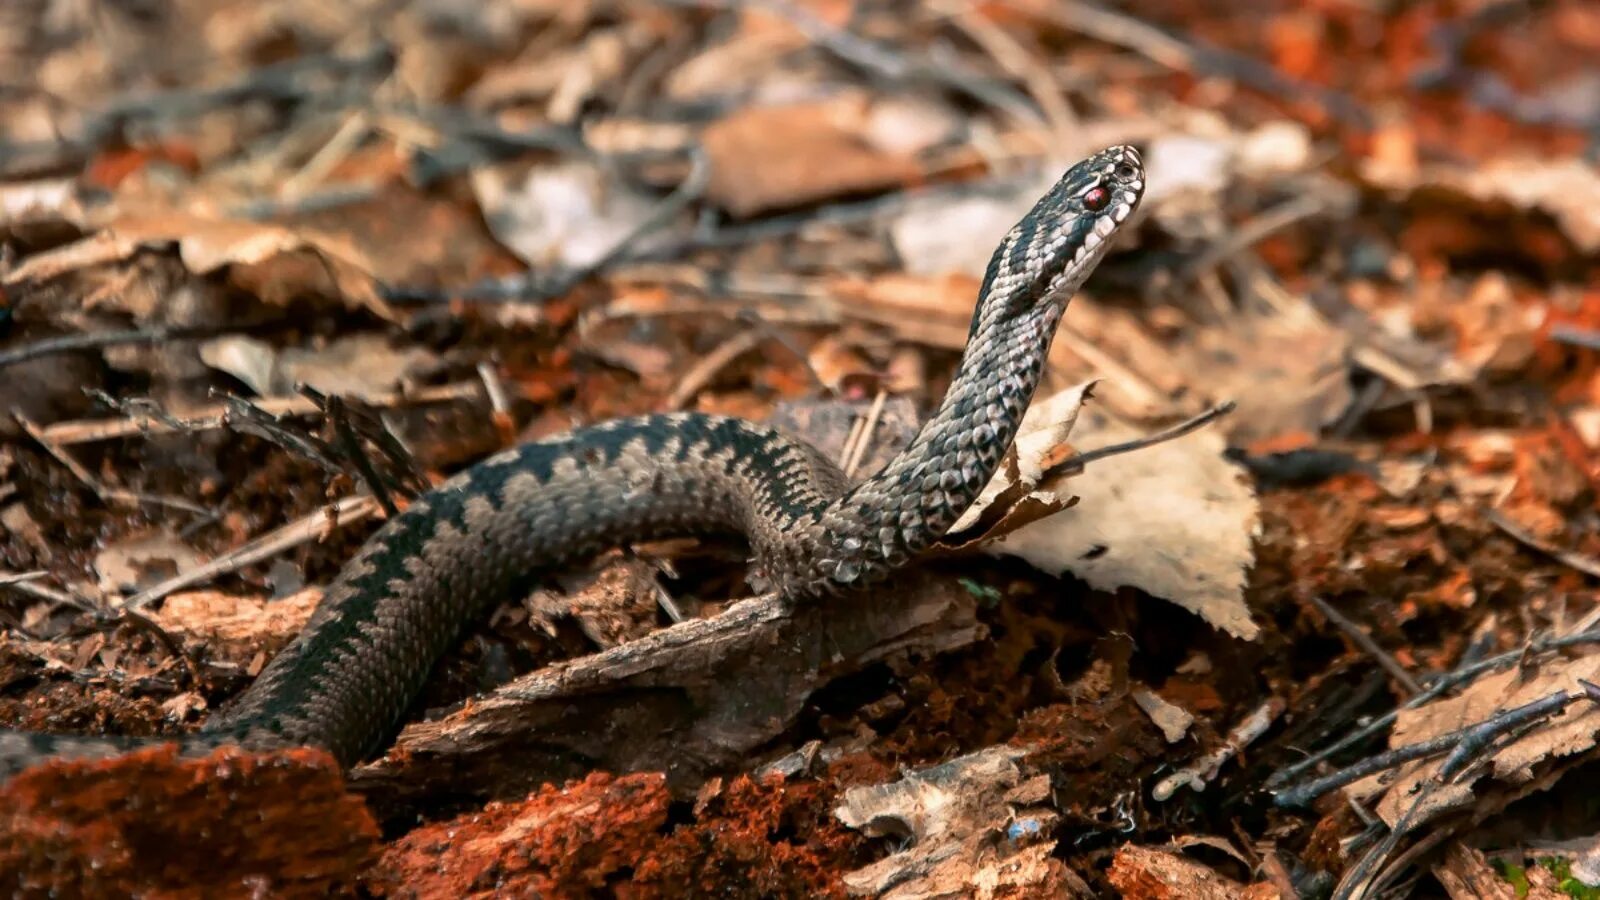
[1051,400,1237,478]
[1487,508,1600,580]
[0,324,222,371]
[1178,194,1328,281]
[0,570,47,587]
[1307,594,1423,695]
[941,0,1078,144]
[125,494,379,610]
[1153,697,1285,801]
[1016,0,1369,126]
[666,328,769,410]
[0,572,98,613]
[12,411,212,517]
[324,394,400,519]
[41,381,481,445]
[1273,690,1578,809]
[1268,629,1600,792]
[843,390,890,479]
[736,0,1039,124]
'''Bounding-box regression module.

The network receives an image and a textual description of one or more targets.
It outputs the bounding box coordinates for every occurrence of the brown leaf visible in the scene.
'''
[702,96,921,217]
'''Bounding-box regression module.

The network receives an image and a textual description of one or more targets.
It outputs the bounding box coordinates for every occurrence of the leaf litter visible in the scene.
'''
[1,0,1600,897]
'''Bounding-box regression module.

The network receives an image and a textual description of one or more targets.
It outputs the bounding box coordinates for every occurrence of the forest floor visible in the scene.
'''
[2,1,1600,897]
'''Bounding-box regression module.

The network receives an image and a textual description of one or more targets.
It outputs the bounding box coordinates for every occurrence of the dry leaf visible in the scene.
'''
[701,97,920,217]
[199,333,439,400]
[1363,156,1600,253]
[962,399,1258,638]
[1108,844,1279,900]
[1349,652,1600,831]
[3,213,398,322]
[471,159,664,270]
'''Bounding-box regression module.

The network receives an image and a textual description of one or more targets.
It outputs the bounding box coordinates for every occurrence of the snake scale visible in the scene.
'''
[0,146,1145,776]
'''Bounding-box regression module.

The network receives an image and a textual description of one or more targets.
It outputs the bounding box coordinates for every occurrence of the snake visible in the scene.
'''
[0,145,1145,777]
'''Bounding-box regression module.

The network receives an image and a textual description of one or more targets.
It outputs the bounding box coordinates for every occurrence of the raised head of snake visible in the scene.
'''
[0,146,1144,775]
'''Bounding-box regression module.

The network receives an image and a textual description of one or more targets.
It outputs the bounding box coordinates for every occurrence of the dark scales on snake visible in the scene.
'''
[0,145,1146,776]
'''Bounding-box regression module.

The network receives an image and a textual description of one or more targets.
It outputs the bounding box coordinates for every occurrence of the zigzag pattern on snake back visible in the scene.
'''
[0,145,1146,775]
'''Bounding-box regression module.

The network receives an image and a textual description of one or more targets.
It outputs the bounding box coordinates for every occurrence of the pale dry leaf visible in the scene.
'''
[979,406,1260,640]
[199,333,439,400]
[701,97,920,217]
[946,382,1096,540]
[890,175,1057,278]
[94,532,204,599]
[471,159,663,270]
[2,213,398,322]
[1349,652,1600,831]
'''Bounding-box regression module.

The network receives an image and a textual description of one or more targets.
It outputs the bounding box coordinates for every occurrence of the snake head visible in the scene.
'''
[983,144,1146,316]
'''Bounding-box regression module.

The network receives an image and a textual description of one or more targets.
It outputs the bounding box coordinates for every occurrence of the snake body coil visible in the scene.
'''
[0,146,1145,774]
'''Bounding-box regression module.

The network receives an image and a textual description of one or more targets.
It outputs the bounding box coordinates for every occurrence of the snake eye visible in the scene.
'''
[1082,187,1111,211]
[1115,163,1136,180]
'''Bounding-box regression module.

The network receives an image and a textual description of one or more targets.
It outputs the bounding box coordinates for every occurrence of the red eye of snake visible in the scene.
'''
[1083,187,1111,211]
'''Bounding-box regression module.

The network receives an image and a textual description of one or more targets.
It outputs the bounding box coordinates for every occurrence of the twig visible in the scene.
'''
[1549,323,1600,351]
[1179,194,1328,281]
[1051,400,1236,478]
[0,570,98,613]
[0,324,247,371]
[392,149,711,303]
[1266,628,1600,790]
[1274,690,1576,808]
[1306,595,1422,695]
[666,328,769,410]
[0,570,47,587]
[1152,697,1284,801]
[125,495,380,610]
[1488,508,1600,579]
[12,410,212,517]
[733,0,1040,124]
[41,381,481,445]
[842,390,890,479]
[1013,0,1369,126]
[324,394,400,518]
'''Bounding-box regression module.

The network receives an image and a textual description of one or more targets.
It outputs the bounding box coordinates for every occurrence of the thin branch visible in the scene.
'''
[1272,690,1577,808]
[1052,400,1236,477]
[1488,508,1600,580]
[1306,595,1422,695]
[125,495,379,610]
[41,381,481,445]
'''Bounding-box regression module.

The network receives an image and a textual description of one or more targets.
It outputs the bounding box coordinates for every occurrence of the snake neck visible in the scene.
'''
[808,299,1064,589]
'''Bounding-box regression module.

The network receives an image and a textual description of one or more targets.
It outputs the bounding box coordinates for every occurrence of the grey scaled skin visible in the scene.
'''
[0,145,1146,775]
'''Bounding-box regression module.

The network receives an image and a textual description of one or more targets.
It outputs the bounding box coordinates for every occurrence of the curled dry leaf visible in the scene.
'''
[3,213,398,322]
[945,384,1261,640]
